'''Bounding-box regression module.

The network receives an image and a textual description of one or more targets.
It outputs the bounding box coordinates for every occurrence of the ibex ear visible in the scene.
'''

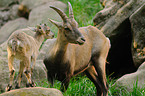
[27,26,37,32]
[39,25,46,34]
[48,18,62,28]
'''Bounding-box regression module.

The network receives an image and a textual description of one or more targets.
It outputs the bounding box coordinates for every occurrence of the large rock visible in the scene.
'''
[28,1,67,27]
[0,4,19,28]
[0,2,20,28]
[38,39,56,60]
[0,0,18,7]
[19,0,57,10]
[0,28,47,92]
[0,18,28,44]
[0,87,63,96]
[93,0,145,77]
[114,62,145,91]
[130,4,145,67]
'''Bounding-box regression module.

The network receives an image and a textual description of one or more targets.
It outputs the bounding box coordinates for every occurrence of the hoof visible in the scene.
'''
[5,84,12,91]
[31,81,36,87]
[15,83,20,89]
[26,83,30,87]
[26,81,36,87]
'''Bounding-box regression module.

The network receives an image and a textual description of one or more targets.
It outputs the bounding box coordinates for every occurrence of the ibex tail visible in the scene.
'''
[11,40,19,55]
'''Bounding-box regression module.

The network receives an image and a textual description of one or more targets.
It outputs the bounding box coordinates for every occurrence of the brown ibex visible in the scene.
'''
[5,24,54,91]
[43,2,110,96]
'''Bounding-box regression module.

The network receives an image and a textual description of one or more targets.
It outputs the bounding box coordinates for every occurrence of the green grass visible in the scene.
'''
[35,76,145,96]
[60,0,103,27]
[35,76,96,96]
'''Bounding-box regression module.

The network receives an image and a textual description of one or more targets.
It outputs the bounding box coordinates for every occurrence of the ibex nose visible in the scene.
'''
[77,37,85,45]
[81,37,85,42]
[52,33,55,38]
[50,31,55,38]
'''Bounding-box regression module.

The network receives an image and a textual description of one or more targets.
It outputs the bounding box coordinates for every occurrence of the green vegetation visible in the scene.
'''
[60,0,103,27]
[36,76,145,96]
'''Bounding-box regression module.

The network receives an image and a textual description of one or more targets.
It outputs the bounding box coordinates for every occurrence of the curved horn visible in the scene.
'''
[50,6,68,23]
[68,2,74,19]
[48,18,62,28]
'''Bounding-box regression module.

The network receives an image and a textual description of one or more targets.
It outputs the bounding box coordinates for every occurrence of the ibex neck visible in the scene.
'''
[34,33,44,48]
[56,30,68,46]
[52,30,69,57]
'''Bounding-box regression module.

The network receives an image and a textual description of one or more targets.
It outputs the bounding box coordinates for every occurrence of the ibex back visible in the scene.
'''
[6,24,54,91]
[43,2,110,96]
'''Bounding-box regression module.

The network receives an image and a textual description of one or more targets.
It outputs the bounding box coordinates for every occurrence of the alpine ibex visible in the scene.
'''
[5,24,54,91]
[43,2,110,96]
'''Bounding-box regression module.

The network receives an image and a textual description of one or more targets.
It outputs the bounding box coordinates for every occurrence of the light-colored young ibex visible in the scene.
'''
[43,2,110,96]
[5,24,54,91]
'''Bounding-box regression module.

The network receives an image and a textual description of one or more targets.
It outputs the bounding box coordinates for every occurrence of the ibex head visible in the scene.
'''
[28,24,54,39]
[48,2,85,45]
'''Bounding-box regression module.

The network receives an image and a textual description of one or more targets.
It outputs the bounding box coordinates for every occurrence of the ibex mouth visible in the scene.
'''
[77,41,84,45]
[77,38,85,45]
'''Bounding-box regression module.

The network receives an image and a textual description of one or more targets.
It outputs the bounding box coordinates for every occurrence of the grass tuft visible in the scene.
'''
[60,0,103,27]
[36,76,145,96]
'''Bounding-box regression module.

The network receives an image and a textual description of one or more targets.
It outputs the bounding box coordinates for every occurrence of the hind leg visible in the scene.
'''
[85,65,104,96]
[92,57,108,96]
[5,54,15,91]
[15,61,25,89]
[24,57,36,87]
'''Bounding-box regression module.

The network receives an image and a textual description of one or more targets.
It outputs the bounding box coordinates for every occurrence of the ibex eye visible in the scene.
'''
[46,30,50,33]
[65,28,70,31]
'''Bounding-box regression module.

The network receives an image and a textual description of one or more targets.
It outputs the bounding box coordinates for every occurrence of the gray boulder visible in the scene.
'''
[19,0,57,10]
[28,1,67,27]
[93,0,145,77]
[0,4,19,28]
[130,4,145,67]
[0,0,18,7]
[0,18,28,44]
[0,87,63,96]
[38,39,56,60]
[115,62,145,91]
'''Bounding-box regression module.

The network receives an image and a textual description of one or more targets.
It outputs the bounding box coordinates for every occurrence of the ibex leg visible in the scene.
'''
[85,65,103,96]
[24,57,35,87]
[5,54,15,91]
[93,57,108,96]
[15,61,25,89]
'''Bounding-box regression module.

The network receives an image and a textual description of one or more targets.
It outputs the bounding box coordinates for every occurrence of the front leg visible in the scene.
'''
[31,54,37,76]
[47,71,54,87]
[60,75,71,92]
